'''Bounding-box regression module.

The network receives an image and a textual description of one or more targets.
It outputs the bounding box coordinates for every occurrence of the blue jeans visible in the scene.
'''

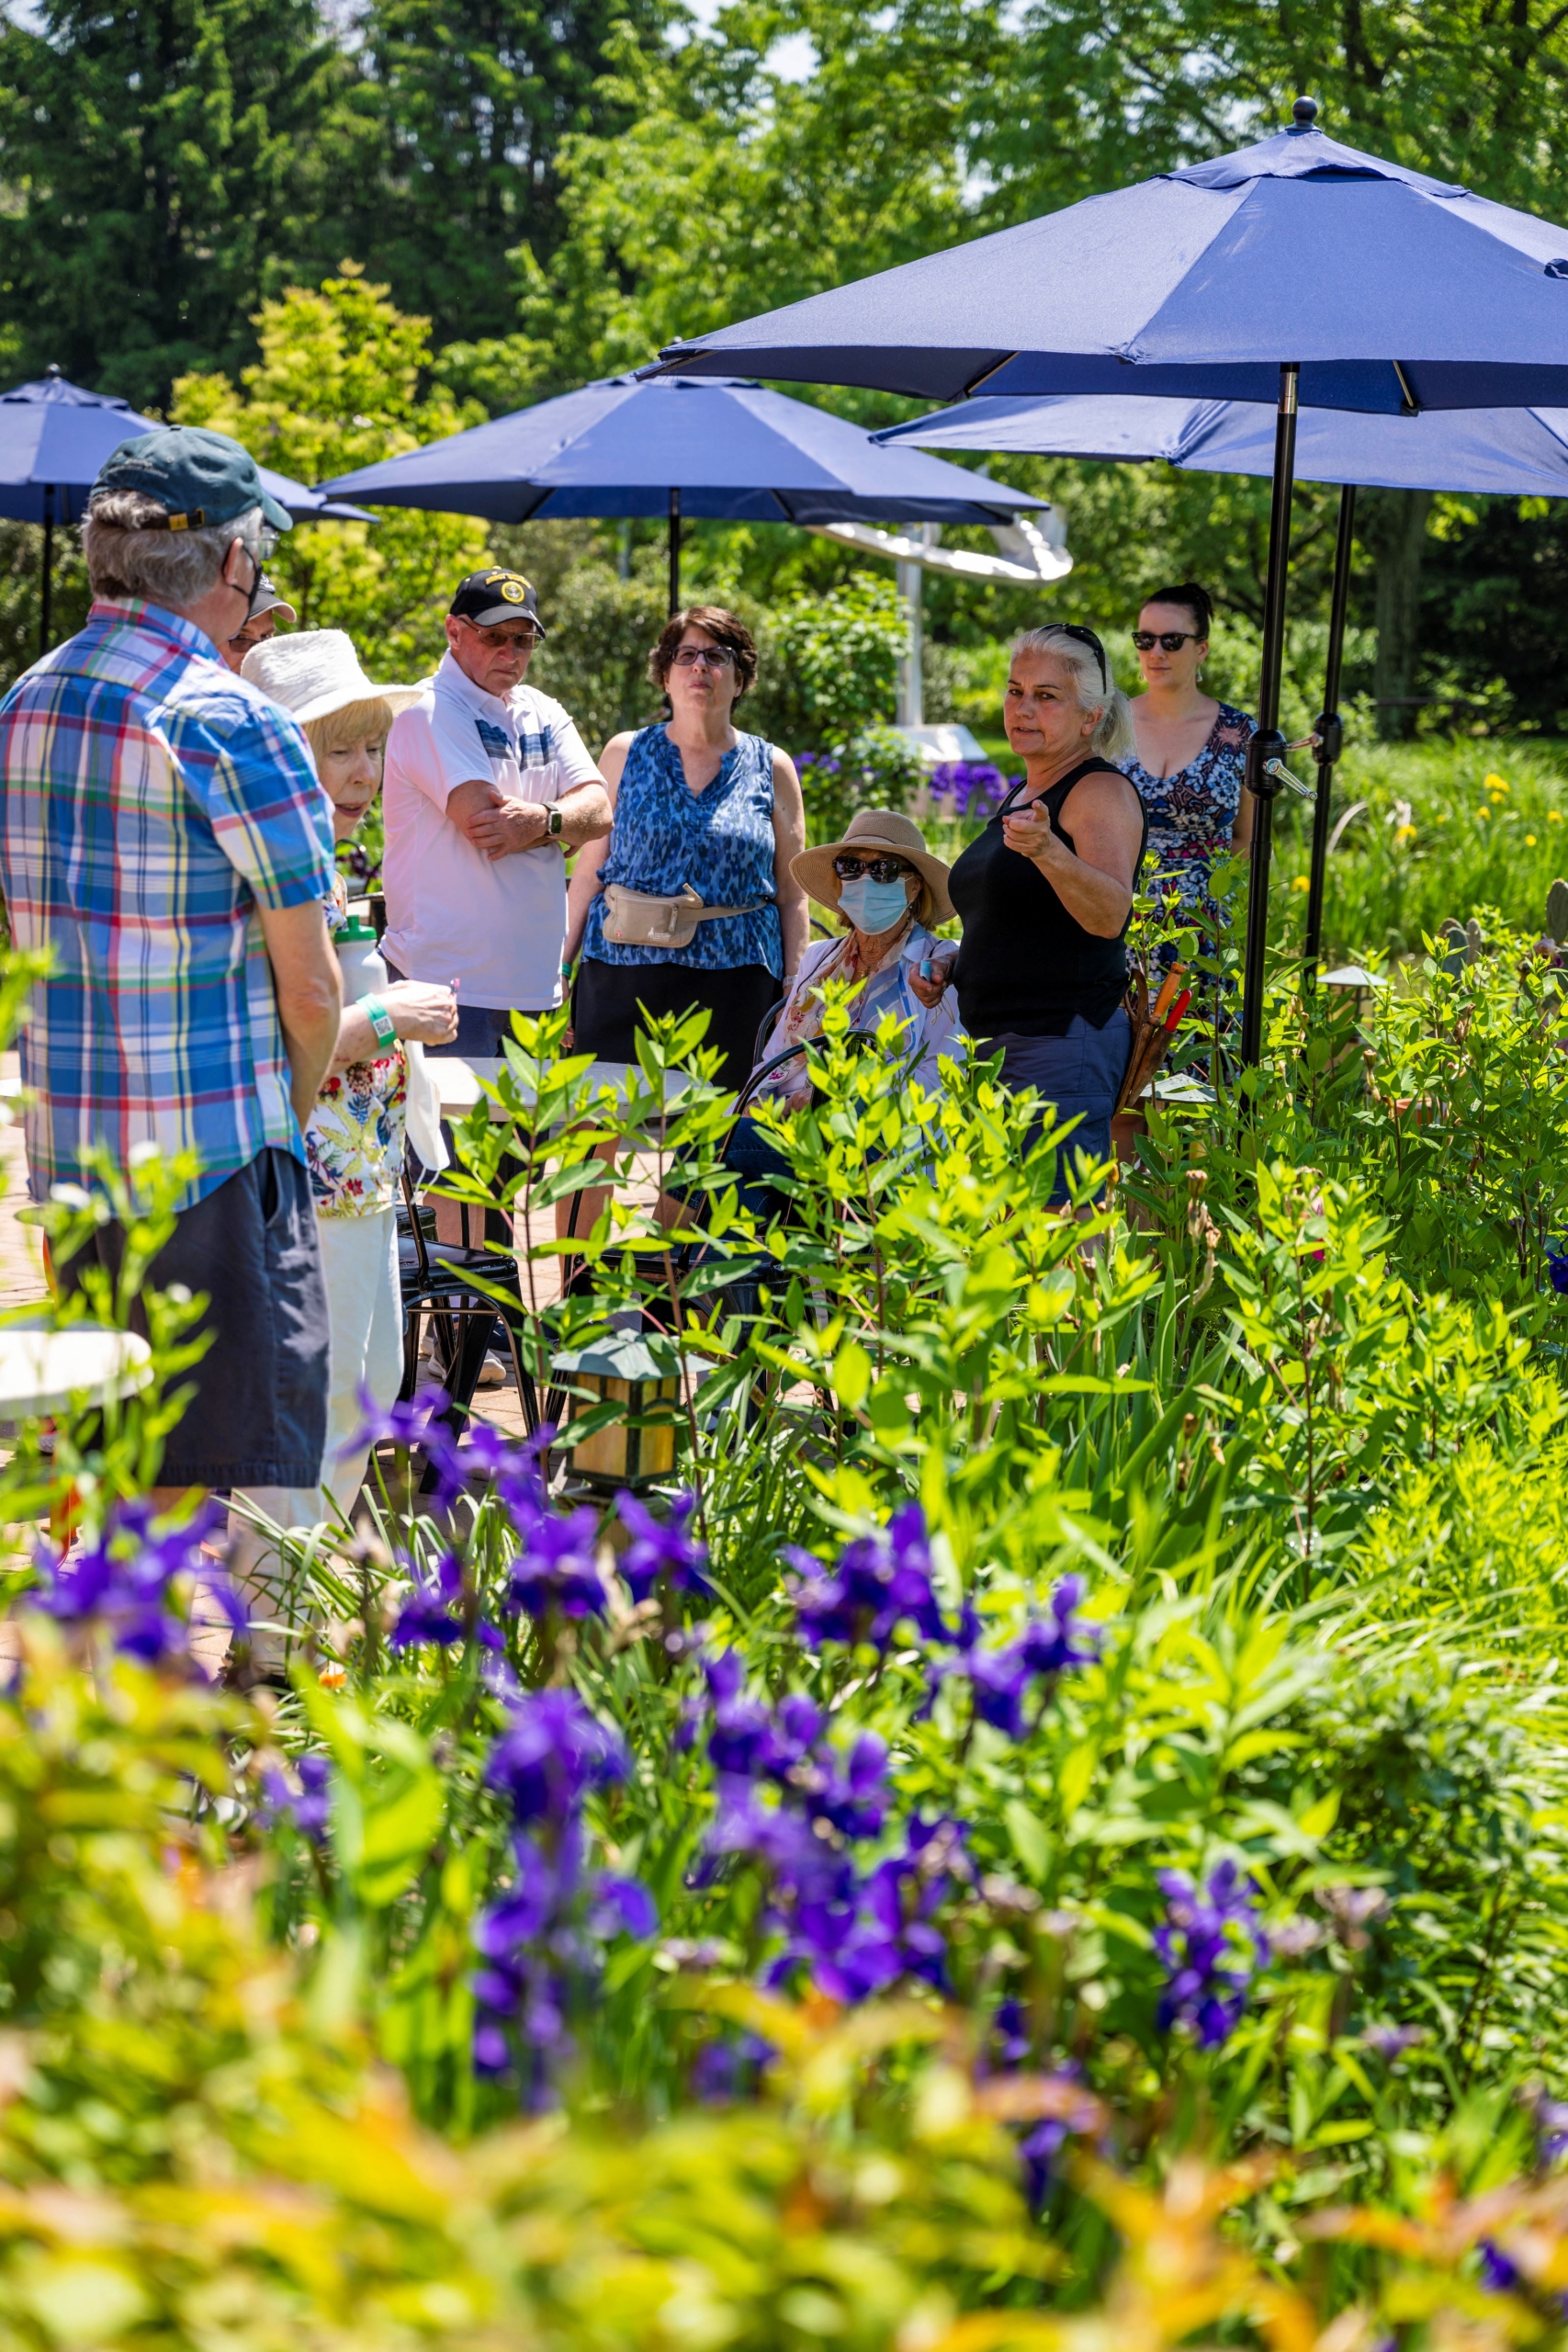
[982,1010,1132,1202]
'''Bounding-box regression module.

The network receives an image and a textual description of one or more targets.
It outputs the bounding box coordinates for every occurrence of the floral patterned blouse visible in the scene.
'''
[305,875,408,1220]
[1122,702,1256,925]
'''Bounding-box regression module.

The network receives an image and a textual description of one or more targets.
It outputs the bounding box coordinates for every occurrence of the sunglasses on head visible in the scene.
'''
[832,854,912,885]
[1132,629,1201,652]
[1043,623,1109,691]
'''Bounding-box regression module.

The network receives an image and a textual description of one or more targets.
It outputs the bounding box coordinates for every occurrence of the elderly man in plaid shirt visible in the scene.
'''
[0,425,343,1519]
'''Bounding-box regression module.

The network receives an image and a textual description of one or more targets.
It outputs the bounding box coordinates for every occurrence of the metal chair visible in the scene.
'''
[397,1168,543,1478]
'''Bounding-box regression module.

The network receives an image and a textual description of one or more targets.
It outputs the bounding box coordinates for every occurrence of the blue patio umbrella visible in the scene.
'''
[878,389,1568,967]
[653,97,1568,1060]
[0,368,376,655]
[318,371,1043,613]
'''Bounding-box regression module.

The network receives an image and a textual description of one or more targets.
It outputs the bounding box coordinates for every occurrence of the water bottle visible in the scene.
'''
[335,910,389,1002]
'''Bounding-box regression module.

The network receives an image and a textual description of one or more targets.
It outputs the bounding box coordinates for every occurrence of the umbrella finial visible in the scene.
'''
[1290,94,1319,130]
[44,363,60,379]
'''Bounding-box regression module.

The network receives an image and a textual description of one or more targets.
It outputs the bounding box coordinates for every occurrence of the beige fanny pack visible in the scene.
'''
[600,882,760,950]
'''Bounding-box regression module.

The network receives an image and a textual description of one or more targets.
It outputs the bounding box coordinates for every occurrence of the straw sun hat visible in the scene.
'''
[791,807,954,926]
[241,628,425,726]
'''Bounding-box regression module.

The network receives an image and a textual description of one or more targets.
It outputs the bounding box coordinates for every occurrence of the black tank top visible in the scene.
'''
[948,761,1146,1039]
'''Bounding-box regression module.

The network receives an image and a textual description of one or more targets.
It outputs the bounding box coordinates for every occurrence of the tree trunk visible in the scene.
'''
[1364,487,1432,741]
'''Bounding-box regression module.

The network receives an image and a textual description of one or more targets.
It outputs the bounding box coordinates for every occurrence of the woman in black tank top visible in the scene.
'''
[931,625,1146,1199]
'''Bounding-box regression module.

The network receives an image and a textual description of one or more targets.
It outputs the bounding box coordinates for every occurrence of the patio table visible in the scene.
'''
[0,1323,152,1423]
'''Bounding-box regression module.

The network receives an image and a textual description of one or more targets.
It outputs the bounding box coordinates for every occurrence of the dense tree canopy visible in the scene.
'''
[3,0,1568,723]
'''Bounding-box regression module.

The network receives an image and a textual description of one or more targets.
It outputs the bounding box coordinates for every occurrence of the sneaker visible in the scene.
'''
[476,1351,509,1389]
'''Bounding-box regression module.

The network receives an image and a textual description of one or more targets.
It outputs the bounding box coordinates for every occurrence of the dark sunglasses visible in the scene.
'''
[832,854,913,885]
[1043,623,1109,690]
[1132,629,1201,652]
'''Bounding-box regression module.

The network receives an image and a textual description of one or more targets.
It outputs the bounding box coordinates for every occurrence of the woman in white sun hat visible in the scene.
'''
[236,630,457,1577]
[724,807,964,1209]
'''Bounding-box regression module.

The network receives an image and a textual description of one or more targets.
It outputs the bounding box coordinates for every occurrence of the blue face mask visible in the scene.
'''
[838,875,910,933]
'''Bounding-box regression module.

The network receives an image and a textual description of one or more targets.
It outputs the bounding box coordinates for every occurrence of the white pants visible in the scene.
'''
[228,1205,402,1642]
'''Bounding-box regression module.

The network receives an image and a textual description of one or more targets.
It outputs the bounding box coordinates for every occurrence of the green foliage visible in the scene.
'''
[0,0,362,407]
[172,268,491,675]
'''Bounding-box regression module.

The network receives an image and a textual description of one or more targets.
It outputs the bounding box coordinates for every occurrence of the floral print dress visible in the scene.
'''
[1122,702,1256,931]
[304,875,409,1219]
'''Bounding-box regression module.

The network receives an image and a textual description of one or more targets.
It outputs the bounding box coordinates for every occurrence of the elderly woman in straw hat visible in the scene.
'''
[235,631,457,1589]
[726,807,963,1196]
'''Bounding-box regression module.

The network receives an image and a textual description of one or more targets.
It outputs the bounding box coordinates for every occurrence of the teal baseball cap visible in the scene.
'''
[90,425,293,534]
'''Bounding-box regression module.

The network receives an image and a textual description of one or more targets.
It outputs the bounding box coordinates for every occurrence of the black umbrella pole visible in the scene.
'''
[1239,363,1300,1069]
[1303,482,1355,978]
[668,488,681,618]
[38,489,53,661]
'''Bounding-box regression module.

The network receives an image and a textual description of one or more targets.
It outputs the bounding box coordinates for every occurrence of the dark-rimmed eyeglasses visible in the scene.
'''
[1132,629,1200,652]
[671,645,735,669]
[832,854,913,885]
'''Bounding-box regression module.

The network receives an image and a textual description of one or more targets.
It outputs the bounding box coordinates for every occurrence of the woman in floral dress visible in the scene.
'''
[1122,582,1257,939]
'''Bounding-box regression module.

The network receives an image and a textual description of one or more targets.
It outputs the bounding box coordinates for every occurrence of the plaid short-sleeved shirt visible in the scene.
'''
[0,598,337,1212]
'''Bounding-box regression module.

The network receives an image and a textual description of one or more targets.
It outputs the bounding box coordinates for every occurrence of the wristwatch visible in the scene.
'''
[545,805,563,838]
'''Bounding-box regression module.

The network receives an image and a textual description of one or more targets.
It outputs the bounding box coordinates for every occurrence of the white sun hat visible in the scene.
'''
[241,628,425,726]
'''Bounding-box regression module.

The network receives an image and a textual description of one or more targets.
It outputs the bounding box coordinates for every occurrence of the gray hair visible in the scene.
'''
[1011,625,1136,763]
[82,491,265,610]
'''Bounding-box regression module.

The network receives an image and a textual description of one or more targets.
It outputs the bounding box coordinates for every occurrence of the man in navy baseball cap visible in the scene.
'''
[447,568,547,635]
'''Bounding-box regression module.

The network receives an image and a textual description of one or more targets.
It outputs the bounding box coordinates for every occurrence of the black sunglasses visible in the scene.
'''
[832,854,913,884]
[1132,629,1201,652]
[1043,623,1109,691]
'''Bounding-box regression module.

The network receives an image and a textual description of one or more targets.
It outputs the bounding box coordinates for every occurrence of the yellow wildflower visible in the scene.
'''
[1551,810,1564,825]
[1527,833,1539,846]
[1291,874,1310,892]
[1477,807,1491,820]
[1394,824,1416,844]
[1484,772,1509,792]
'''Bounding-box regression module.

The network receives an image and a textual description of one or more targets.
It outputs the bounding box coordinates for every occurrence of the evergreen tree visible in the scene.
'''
[339,0,671,347]
[0,0,366,407]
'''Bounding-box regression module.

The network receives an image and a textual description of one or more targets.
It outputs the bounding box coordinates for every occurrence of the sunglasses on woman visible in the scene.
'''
[671,644,735,668]
[1132,629,1201,651]
[832,854,912,884]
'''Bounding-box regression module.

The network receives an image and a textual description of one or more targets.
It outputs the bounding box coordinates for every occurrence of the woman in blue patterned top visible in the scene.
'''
[1122,582,1257,933]
[565,606,808,1084]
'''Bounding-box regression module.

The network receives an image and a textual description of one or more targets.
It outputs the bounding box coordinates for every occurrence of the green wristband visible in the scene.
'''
[361,994,397,1049]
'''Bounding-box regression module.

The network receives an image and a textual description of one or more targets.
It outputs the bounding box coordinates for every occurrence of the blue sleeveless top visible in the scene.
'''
[582,724,783,975]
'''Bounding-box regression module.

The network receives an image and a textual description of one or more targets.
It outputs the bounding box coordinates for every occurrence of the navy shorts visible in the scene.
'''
[56,1146,329,1489]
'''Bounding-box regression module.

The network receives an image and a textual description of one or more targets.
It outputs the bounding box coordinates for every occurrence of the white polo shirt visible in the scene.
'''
[382,651,600,1011]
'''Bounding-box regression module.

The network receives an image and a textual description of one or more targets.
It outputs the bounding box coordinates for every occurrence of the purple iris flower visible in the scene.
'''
[1362,2020,1424,2061]
[1154,1859,1269,2048]
[34,1496,231,1668]
[1536,2093,1568,2165]
[259,1751,332,1844]
[615,1489,711,1604]
[346,1379,451,1456]
[941,1577,1102,1737]
[787,1501,950,1653]
[473,1693,655,2091]
[1549,1247,1568,1296]
[506,1506,606,1621]
[485,1688,627,1825]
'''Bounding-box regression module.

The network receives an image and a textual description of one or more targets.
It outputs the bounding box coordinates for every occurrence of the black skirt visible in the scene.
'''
[573,957,783,1089]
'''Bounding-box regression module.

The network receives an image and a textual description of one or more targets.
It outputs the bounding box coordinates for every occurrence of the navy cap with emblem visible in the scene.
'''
[448,569,547,635]
[91,425,293,534]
